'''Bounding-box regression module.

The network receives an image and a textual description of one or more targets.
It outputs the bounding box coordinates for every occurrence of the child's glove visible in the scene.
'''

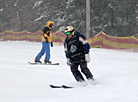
[85,54,90,63]
[66,58,71,66]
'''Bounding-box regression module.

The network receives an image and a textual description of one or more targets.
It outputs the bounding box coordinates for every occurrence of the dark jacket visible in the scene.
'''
[64,31,90,63]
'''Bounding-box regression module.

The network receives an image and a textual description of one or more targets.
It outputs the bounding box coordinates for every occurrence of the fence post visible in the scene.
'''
[100,32,103,48]
[133,36,135,53]
[58,30,60,45]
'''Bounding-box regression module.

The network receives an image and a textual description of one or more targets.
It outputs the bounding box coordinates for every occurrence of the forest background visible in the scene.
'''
[0,0,138,38]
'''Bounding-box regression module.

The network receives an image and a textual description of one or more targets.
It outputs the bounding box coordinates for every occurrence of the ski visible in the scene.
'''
[50,81,98,89]
[62,85,73,88]
[28,62,59,65]
[50,85,62,88]
[50,84,73,89]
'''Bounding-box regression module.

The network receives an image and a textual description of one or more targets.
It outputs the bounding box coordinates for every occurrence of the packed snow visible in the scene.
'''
[0,41,138,102]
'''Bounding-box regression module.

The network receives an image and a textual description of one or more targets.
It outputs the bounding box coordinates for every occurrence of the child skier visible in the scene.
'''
[64,26,94,82]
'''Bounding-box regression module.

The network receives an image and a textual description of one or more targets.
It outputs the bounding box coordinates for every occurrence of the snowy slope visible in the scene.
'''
[0,41,138,102]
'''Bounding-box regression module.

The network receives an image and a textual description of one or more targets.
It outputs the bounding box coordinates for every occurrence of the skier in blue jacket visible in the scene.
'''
[64,26,94,82]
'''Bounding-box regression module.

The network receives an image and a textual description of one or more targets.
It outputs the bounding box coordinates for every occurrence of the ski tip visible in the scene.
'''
[49,63,59,65]
[56,63,59,65]
[49,84,54,87]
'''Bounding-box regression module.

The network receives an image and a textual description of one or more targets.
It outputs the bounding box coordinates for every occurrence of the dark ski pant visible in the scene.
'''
[70,61,93,82]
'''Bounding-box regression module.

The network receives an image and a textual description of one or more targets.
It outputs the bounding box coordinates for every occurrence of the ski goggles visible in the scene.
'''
[50,23,53,26]
[65,32,71,35]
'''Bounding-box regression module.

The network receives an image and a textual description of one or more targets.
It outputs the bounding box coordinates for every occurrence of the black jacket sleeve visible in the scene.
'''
[75,31,90,54]
[43,27,50,43]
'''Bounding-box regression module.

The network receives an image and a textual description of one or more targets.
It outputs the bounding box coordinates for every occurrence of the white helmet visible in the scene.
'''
[65,26,74,33]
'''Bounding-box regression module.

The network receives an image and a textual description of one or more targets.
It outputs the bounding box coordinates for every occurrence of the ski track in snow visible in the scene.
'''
[0,41,138,102]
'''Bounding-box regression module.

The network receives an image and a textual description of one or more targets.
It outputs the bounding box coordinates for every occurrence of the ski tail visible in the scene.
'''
[50,84,73,89]
[62,85,73,88]
[50,85,62,88]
